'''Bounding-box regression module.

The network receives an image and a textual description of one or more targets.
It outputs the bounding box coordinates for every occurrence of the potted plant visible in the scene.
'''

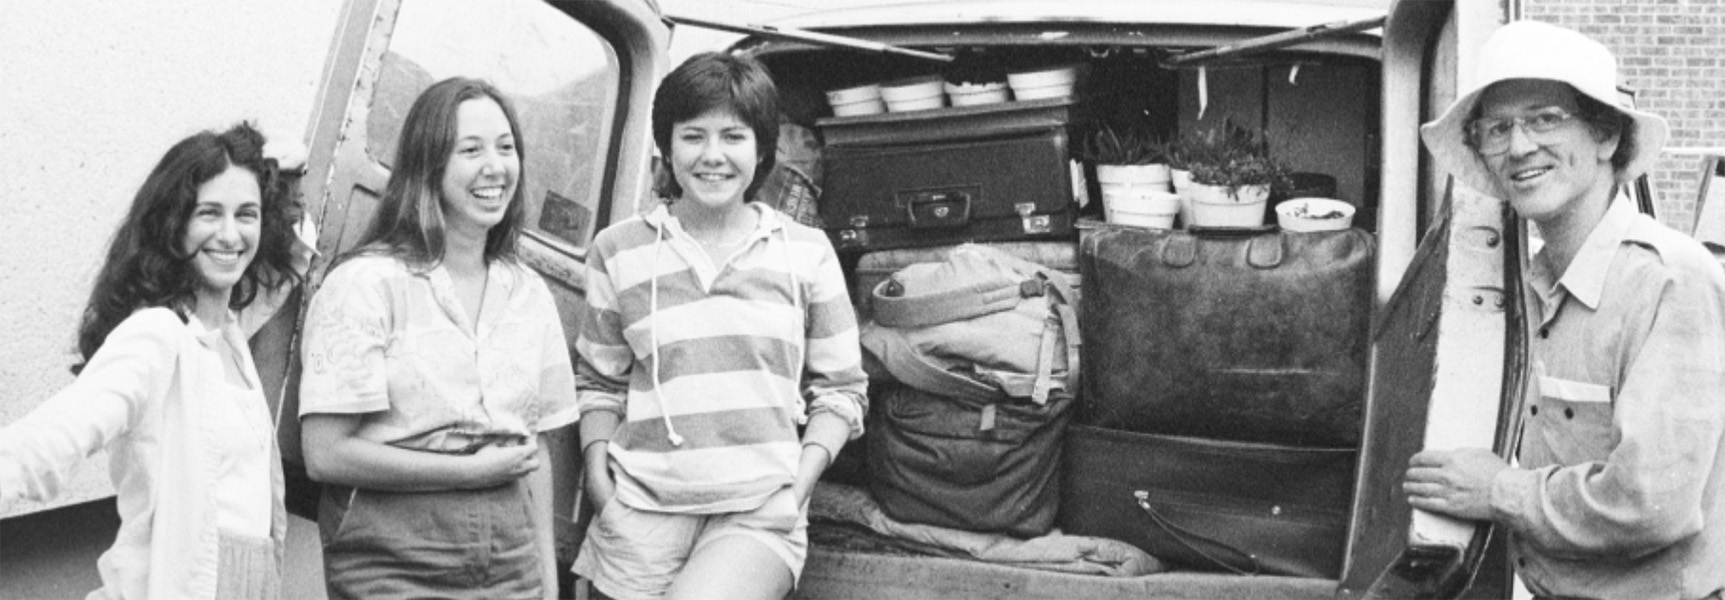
[1176,119,1291,227]
[1084,124,1179,229]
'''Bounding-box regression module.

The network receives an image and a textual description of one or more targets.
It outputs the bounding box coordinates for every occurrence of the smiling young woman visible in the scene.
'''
[297,77,577,600]
[572,52,868,600]
[0,122,308,600]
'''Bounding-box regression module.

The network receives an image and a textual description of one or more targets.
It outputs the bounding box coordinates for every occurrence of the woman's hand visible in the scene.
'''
[583,440,616,514]
[465,436,541,489]
[792,443,833,508]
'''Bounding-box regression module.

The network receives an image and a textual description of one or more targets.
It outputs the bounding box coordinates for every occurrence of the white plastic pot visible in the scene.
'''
[826,84,885,117]
[880,76,946,112]
[1275,198,1357,232]
[1171,168,1195,225]
[1170,168,1193,192]
[1187,183,1270,228]
[1010,82,1075,101]
[944,81,1010,106]
[831,98,887,117]
[1105,190,1181,230]
[1008,65,1081,101]
[1007,64,1081,89]
[1096,164,1172,192]
[827,83,881,105]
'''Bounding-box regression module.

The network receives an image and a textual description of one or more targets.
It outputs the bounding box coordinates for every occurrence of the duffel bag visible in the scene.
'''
[867,381,1073,537]
[1060,424,1356,578]
[1079,225,1374,446]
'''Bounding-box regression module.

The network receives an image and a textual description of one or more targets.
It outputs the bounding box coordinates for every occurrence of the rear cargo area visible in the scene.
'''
[746,39,1392,598]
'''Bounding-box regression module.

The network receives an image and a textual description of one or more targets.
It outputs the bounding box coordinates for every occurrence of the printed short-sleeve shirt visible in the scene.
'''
[299,255,579,450]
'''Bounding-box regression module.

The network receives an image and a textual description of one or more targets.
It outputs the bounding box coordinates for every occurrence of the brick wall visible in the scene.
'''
[1522,0,1725,230]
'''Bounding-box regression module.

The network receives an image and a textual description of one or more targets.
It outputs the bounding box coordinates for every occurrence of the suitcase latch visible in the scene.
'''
[901,187,976,229]
[835,216,871,250]
[1017,202,1051,234]
[837,228,868,249]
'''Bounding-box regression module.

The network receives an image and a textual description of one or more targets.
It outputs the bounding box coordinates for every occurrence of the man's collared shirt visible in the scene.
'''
[1494,199,1725,600]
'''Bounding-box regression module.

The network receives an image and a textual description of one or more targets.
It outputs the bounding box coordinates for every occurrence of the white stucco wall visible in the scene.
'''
[0,1,343,517]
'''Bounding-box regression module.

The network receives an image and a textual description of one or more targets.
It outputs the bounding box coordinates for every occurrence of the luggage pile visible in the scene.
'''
[811,85,1377,579]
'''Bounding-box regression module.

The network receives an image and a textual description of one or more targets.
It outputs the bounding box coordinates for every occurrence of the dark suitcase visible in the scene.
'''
[1078,225,1375,447]
[818,98,1082,253]
[867,382,1072,538]
[850,241,1081,316]
[1060,424,1355,578]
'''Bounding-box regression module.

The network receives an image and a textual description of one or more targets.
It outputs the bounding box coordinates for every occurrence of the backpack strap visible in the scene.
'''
[1029,270,1080,405]
[862,323,1007,404]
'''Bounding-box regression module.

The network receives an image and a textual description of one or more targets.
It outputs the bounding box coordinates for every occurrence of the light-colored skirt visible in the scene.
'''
[216,533,283,600]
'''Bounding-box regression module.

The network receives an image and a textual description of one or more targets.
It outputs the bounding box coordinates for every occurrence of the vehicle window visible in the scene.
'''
[367,0,620,250]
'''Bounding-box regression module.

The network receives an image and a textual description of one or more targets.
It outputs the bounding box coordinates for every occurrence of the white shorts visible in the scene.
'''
[572,485,808,600]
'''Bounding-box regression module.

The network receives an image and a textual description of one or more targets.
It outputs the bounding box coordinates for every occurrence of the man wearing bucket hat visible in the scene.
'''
[1402,20,1725,600]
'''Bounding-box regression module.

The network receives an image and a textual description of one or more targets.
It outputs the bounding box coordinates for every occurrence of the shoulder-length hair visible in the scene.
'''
[349,77,526,268]
[651,52,780,202]
[77,122,303,364]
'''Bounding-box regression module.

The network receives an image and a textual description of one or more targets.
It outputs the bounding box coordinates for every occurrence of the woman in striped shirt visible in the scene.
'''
[571,52,868,600]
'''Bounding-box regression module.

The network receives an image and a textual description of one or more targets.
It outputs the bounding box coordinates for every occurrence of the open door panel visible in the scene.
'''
[249,0,670,577]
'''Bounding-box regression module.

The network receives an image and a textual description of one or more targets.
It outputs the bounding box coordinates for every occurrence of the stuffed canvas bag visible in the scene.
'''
[858,244,1079,536]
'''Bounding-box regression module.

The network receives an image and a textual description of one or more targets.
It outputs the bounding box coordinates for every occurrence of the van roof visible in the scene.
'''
[764,0,1389,34]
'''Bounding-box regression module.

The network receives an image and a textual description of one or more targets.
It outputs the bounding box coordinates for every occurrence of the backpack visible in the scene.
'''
[857,244,1080,536]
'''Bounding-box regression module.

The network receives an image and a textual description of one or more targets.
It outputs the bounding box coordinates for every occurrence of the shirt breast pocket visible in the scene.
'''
[1537,375,1615,462]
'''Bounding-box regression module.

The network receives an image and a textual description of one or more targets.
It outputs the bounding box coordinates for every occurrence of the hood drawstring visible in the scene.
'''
[780,226,808,423]
[648,225,685,447]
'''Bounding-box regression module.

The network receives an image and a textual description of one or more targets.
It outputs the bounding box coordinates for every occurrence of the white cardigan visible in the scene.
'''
[0,307,287,600]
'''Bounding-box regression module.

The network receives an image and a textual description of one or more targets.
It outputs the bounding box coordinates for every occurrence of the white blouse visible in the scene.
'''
[210,376,273,539]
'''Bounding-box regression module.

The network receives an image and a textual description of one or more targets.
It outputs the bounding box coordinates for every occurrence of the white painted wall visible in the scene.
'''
[0,1,343,516]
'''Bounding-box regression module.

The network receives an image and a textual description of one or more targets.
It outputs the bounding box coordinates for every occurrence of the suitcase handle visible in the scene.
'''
[1132,490,1263,576]
[903,189,974,228]
[1158,229,1286,269]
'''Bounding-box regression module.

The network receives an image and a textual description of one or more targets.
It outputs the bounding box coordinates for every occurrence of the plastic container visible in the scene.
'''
[832,97,887,117]
[1011,83,1075,101]
[827,84,886,117]
[1007,64,1082,88]
[944,81,1010,107]
[1105,190,1181,229]
[1275,198,1357,232]
[1096,164,1172,192]
[827,83,882,105]
[1187,183,1271,228]
[880,76,946,112]
[1008,64,1082,101]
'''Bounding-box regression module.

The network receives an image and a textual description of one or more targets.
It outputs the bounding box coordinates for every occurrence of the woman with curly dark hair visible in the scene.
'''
[0,121,310,599]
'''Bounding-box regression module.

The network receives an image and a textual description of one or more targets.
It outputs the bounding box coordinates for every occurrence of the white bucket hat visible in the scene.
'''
[1419,20,1669,198]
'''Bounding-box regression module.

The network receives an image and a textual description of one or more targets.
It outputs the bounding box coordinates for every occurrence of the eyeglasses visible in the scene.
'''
[1467,108,1580,156]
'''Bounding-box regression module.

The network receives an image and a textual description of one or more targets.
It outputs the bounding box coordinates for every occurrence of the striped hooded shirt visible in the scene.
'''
[576,201,867,514]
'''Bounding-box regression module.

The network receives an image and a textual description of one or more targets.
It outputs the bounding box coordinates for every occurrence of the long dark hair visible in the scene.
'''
[651,52,780,202]
[76,122,303,366]
[348,77,526,268]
